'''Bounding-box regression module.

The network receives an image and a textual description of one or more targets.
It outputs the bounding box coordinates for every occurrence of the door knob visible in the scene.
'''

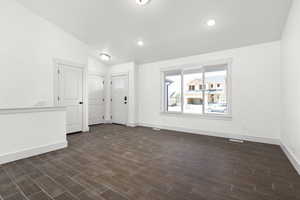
[124,96,127,101]
[79,101,83,104]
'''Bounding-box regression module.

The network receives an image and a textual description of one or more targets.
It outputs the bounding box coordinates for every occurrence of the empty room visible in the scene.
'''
[1,0,300,199]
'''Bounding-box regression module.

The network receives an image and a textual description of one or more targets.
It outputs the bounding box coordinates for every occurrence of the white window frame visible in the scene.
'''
[161,58,232,119]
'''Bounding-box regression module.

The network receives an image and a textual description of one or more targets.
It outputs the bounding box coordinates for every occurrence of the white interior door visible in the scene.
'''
[58,64,83,133]
[111,75,128,125]
[88,75,105,125]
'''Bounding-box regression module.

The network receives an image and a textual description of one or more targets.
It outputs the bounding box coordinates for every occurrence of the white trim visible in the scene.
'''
[110,73,130,125]
[0,106,66,114]
[161,58,232,117]
[160,58,233,72]
[88,72,106,76]
[0,141,68,165]
[127,123,137,127]
[160,111,232,120]
[53,58,85,68]
[280,142,300,175]
[138,122,280,145]
[82,126,90,132]
[111,72,129,77]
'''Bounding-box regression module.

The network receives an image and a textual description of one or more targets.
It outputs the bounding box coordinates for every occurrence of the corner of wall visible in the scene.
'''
[280,140,300,175]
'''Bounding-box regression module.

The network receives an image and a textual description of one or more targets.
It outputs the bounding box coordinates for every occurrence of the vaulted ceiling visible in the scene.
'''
[16,0,292,65]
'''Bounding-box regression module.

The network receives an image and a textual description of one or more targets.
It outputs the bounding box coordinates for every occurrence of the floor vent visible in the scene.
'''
[229,139,244,143]
[152,127,161,131]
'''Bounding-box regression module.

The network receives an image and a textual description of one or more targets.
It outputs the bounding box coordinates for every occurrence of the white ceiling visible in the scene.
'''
[16,0,291,65]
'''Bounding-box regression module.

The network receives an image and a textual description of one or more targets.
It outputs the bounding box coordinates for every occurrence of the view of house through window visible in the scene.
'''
[184,72,203,114]
[204,70,227,114]
[163,63,229,115]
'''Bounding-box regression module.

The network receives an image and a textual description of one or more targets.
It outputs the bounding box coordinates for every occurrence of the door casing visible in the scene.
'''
[53,59,88,133]
[110,73,129,125]
[88,74,105,125]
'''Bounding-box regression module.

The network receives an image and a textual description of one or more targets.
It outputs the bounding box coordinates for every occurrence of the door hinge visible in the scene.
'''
[57,69,60,74]
[111,81,112,85]
[57,96,60,101]
[102,116,105,120]
[110,116,112,119]
[102,98,105,102]
[103,81,104,85]
[110,98,112,102]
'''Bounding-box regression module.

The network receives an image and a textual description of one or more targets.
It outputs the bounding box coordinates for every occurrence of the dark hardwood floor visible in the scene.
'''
[0,124,300,200]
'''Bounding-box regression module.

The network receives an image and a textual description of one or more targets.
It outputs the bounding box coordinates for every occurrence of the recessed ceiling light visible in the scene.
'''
[137,40,144,47]
[99,53,111,61]
[136,0,151,6]
[207,19,216,27]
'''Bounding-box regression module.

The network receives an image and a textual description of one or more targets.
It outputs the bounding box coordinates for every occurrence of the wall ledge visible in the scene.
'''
[0,106,66,114]
[0,141,68,165]
[281,142,300,175]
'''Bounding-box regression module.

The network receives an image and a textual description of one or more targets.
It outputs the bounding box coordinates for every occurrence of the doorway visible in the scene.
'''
[55,62,84,134]
[88,75,105,125]
[111,74,129,125]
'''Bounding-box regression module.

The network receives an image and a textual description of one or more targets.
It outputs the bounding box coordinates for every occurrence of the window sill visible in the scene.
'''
[160,111,232,120]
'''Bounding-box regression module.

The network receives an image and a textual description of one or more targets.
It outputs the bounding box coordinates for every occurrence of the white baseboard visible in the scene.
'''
[105,120,113,124]
[138,123,280,145]
[280,142,300,175]
[0,141,68,165]
[127,123,137,127]
[83,126,90,132]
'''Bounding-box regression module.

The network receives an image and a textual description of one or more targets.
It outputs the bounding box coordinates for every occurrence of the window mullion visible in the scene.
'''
[164,73,167,112]
[181,71,184,113]
[202,69,205,115]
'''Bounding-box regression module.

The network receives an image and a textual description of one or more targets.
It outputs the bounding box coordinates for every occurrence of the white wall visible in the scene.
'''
[281,0,300,173]
[88,56,108,76]
[107,62,138,126]
[0,0,89,108]
[0,107,67,164]
[138,41,281,143]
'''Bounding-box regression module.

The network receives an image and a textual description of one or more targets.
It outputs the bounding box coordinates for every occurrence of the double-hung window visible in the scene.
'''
[162,60,231,117]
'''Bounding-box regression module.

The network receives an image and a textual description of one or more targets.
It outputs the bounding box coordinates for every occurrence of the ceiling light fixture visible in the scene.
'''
[99,53,111,61]
[136,0,151,6]
[137,40,144,47]
[207,19,216,27]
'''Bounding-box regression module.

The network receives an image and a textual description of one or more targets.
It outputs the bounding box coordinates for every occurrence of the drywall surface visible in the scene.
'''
[138,41,281,143]
[0,107,67,164]
[88,56,108,75]
[281,0,300,173]
[0,0,88,108]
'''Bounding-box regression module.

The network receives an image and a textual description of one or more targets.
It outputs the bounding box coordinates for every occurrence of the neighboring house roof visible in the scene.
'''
[187,79,202,86]
[187,79,225,86]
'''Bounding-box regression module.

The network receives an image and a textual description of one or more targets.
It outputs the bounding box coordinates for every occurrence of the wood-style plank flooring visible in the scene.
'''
[0,124,300,200]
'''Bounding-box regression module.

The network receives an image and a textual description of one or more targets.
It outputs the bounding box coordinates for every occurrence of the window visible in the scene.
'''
[162,61,231,117]
[204,69,227,114]
[183,70,203,114]
[164,71,182,112]
[189,85,195,91]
